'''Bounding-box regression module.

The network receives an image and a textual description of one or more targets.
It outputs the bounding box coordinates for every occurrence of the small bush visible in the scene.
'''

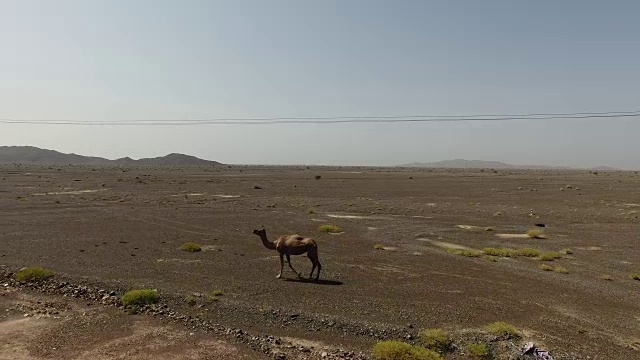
[307,208,316,214]
[526,228,545,239]
[318,224,343,233]
[467,343,490,359]
[180,242,202,252]
[372,341,443,360]
[482,255,498,262]
[315,175,322,180]
[631,273,640,281]
[482,247,516,257]
[419,328,451,351]
[121,289,159,306]
[561,248,573,255]
[374,244,386,250]
[484,227,494,231]
[484,322,520,339]
[536,251,562,261]
[14,267,54,282]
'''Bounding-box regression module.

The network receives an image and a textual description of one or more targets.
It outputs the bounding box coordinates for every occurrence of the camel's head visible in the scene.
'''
[252,227,266,237]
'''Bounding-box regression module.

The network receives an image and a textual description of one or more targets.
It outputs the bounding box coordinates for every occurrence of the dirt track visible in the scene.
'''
[1,165,640,359]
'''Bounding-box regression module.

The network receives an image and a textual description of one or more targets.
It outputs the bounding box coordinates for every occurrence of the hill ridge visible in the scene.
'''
[399,159,618,171]
[0,146,221,166]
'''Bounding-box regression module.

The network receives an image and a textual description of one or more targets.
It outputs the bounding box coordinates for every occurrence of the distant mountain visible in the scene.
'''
[0,146,222,166]
[399,159,616,170]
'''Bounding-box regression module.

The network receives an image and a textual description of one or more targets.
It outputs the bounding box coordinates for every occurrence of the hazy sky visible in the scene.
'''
[2,1,640,168]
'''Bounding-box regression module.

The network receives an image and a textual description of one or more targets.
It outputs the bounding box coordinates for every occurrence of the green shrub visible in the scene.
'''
[467,343,490,359]
[419,328,451,351]
[180,242,202,252]
[561,248,573,255]
[484,322,520,339]
[317,224,343,233]
[631,273,640,281]
[372,341,443,360]
[14,267,54,282]
[374,244,386,250]
[121,289,159,306]
[540,264,554,271]
[482,247,516,257]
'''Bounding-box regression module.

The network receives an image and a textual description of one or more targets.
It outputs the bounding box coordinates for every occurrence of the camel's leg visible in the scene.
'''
[307,253,317,279]
[307,247,321,281]
[276,253,284,278]
[286,254,302,278]
[315,258,322,281]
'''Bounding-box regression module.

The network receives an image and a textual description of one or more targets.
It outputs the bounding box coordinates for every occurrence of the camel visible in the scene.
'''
[253,227,322,281]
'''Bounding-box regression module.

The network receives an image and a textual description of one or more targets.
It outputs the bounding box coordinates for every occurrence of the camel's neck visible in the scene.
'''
[259,233,276,250]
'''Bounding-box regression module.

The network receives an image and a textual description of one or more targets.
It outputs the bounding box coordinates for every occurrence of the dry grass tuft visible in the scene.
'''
[516,248,543,257]
[526,228,545,239]
[484,321,520,339]
[482,247,516,257]
[317,224,343,233]
[467,343,490,359]
[14,267,54,282]
[540,264,568,273]
[372,341,443,360]
[121,289,159,306]
[208,289,224,301]
[447,248,483,257]
[180,242,202,252]
[536,251,562,261]
[418,328,451,352]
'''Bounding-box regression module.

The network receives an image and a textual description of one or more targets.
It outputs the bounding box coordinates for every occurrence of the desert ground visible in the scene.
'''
[1,164,640,359]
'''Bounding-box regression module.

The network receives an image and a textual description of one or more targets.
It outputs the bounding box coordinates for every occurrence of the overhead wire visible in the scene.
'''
[1,110,640,126]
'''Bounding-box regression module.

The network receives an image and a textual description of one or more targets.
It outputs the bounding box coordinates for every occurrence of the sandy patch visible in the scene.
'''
[155,258,202,264]
[417,238,473,250]
[575,246,603,251]
[326,214,393,220]
[495,233,530,239]
[32,189,108,196]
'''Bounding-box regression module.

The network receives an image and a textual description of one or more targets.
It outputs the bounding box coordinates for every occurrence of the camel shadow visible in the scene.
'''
[283,278,343,286]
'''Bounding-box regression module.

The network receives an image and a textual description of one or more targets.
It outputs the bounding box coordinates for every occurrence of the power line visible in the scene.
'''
[2,110,640,126]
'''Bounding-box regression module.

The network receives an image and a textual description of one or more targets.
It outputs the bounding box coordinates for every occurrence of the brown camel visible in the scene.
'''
[253,227,322,281]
